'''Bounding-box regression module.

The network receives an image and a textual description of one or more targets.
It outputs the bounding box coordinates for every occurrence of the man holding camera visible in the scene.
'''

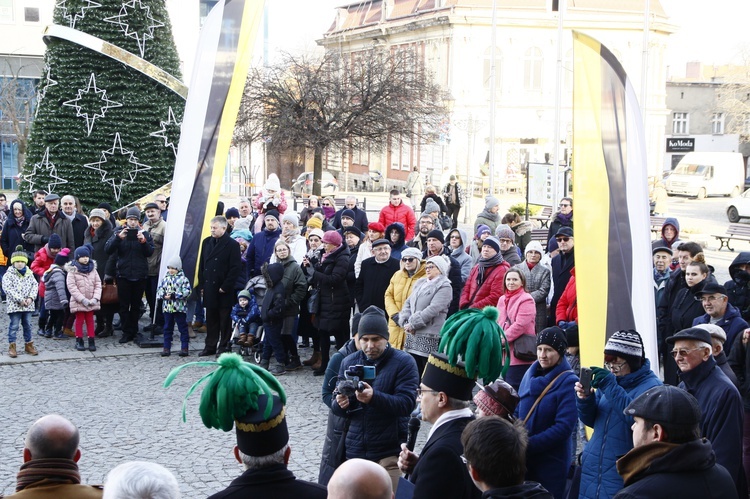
[332,305,419,492]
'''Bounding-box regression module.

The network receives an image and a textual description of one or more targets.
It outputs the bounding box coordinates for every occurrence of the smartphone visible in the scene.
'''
[126,228,138,240]
[580,367,593,393]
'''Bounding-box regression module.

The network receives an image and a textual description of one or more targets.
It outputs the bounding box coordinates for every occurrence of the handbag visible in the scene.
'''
[100,280,119,305]
[307,287,321,315]
[513,334,538,362]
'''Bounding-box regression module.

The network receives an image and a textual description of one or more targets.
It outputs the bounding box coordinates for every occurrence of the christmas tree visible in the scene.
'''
[23,0,185,208]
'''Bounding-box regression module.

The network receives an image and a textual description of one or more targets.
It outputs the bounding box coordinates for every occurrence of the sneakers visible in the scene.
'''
[285,356,302,371]
[37,329,47,338]
[25,342,38,356]
[179,348,189,357]
[269,364,286,376]
[88,338,96,352]
[44,330,53,339]
[8,342,16,358]
[161,348,171,357]
[259,359,270,370]
[75,338,85,351]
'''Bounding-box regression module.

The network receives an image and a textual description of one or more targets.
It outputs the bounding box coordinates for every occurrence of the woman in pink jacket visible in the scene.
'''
[497,268,537,390]
[66,246,102,352]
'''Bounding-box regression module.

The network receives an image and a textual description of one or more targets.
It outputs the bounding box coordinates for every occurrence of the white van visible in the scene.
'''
[666,152,745,199]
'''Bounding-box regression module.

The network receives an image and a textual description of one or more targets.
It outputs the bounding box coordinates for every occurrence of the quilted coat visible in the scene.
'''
[384,262,426,349]
[65,262,102,313]
[43,265,69,310]
[156,269,192,314]
[3,265,38,313]
[378,201,416,240]
[400,275,452,358]
[459,260,510,310]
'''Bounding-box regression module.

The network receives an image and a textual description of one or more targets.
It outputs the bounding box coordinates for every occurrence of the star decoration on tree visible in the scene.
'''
[83,133,153,201]
[62,73,122,136]
[149,106,181,158]
[22,148,69,194]
[103,0,164,58]
[35,65,58,113]
[56,0,103,29]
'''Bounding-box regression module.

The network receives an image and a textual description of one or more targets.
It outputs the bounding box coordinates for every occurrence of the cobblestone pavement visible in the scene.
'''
[0,312,432,497]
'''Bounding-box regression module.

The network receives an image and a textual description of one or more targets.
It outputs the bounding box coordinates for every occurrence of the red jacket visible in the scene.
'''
[459,261,510,310]
[378,202,416,240]
[31,245,55,297]
[497,289,536,366]
[555,268,577,323]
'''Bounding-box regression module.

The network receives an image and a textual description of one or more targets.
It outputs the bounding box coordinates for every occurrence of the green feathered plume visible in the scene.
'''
[163,352,287,432]
[438,306,510,382]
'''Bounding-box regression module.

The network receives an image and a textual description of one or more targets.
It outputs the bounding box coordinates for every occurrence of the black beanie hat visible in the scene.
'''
[357,306,389,340]
[426,229,445,244]
[537,326,568,356]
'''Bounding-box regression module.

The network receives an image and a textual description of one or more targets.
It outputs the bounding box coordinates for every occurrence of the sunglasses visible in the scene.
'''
[450,235,461,239]
[670,347,704,358]
[322,203,331,207]
[401,257,416,262]
[559,203,571,207]
[556,237,570,242]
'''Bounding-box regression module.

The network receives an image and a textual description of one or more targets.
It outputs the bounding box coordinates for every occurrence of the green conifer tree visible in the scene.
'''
[23,0,185,208]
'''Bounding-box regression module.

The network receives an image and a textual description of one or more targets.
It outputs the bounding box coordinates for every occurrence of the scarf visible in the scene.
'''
[283,227,300,241]
[323,205,336,220]
[16,266,28,276]
[16,458,81,492]
[653,267,668,281]
[476,253,504,285]
[74,260,94,273]
[556,211,573,226]
[63,211,75,222]
[15,215,25,227]
[526,261,537,270]
[478,209,498,222]
[321,244,342,263]
[503,287,523,305]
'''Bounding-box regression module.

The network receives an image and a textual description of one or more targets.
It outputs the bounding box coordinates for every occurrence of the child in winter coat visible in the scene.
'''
[43,248,71,340]
[31,232,63,337]
[156,256,192,357]
[231,289,261,349]
[3,246,39,358]
[66,245,102,352]
[260,262,287,375]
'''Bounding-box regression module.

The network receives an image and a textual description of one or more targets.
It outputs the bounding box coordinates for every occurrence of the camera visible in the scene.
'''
[336,365,376,397]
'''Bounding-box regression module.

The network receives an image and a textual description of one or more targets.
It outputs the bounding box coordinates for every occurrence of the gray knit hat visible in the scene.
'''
[167,255,182,270]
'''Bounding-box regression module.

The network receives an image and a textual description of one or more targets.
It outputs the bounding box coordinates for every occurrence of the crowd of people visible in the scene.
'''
[3,177,750,499]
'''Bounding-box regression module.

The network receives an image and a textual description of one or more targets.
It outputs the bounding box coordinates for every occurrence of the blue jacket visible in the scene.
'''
[692,302,748,355]
[331,346,419,462]
[517,359,578,499]
[679,356,745,495]
[246,227,281,277]
[577,360,662,499]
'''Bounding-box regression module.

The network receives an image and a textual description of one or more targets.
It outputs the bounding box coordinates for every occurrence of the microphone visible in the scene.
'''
[404,417,421,480]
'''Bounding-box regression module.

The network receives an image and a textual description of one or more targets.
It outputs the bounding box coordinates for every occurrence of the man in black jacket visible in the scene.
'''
[355,239,400,314]
[196,216,241,356]
[614,385,737,499]
[333,196,369,233]
[60,195,88,248]
[548,226,574,327]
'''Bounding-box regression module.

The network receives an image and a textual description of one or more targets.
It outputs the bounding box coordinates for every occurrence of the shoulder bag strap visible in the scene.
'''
[522,370,571,425]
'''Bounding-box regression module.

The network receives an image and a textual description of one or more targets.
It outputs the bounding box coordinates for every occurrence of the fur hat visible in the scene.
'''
[48,233,62,249]
[427,255,450,275]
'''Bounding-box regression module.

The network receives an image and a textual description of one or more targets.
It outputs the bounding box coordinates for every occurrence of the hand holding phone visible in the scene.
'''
[580,367,593,393]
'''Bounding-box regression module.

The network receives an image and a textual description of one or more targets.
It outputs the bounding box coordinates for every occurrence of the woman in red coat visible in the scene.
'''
[555,268,578,325]
[497,268,537,390]
[459,236,510,310]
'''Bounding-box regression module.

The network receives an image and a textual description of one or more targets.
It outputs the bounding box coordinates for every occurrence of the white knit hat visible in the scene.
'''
[427,255,450,275]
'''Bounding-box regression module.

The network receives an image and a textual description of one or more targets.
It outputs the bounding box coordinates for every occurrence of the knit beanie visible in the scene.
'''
[604,329,644,371]
[48,233,62,249]
[426,229,445,244]
[54,248,71,266]
[237,289,252,301]
[321,230,342,247]
[484,196,499,210]
[400,247,422,261]
[306,214,323,230]
[306,228,324,240]
[495,224,515,241]
[10,245,28,265]
[126,206,141,220]
[525,240,544,256]
[483,236,501,253]
[282,212,299,227]
[357,306,389,340]
[167,255,183,270]
[225,207,240,219]
[74,245,91,260]
[97,202,114,213]
[341,209,355,221]
[476,224,491,239]
[89,208,107,222]
[264,209,280,223]
[264,173,281,192]
[427,255,450,275]
[424,199,440,214]
[537,326,568,356]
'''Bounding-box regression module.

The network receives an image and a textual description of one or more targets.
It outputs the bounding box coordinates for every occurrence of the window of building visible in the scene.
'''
[711,112,725,134]
[24,6,38,22]
[0,0,12,22]
[524,47,543,91]
[672,112,689,134]
[483,47,502,91]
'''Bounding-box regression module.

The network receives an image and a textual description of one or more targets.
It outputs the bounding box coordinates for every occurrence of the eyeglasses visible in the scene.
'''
[670,347,704,358]
[556,237,570,242]
[424,264,437,271]
[450,235,461,239]
[416,388,439,397]
[604,359,628,373]
[699,295,724,303]
[419,220,434,225]
[156,200,167,204]
[322,203,331,207]
[499,239,513,244]
[401,257,416,262]
[559,203,571,207]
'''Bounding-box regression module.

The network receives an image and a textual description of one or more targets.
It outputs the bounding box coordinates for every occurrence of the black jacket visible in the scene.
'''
[197,232,242,309]
[310,244,351,332]
[206,464,327,499]
[614,439,737,499]
[261,263,285,324]
[104,226,154,281]
[355,256,400,313]
[1,200,33,258]
[482,483,553,499]
[333,206,369,233]
[68,212,88,249]
[668,280,707,338]
[84,220,116,280]
[725,251,750,322]
[729,331,750,411]
[409,416,482,499]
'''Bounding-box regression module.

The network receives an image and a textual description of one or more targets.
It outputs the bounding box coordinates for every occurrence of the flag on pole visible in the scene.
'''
[159,0,264,285]
[572,31,658,372]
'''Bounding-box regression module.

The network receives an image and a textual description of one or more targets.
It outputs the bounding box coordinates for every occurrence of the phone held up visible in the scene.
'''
[580,367,593,393]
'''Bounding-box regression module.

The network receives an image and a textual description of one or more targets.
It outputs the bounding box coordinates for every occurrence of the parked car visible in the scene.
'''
[726,188,750,223]
[291,171,339,198]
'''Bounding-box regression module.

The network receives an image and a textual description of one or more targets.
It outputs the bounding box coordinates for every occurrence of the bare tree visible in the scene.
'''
[717,52,750,143]
[238,48,449,195]
[0,59,37,178]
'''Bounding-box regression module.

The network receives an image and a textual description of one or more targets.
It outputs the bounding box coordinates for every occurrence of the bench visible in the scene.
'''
[292,196,367,212]
[650,216,667,235]
[529,228,549,251]
[530,206,553,228]
[713,223,750,251]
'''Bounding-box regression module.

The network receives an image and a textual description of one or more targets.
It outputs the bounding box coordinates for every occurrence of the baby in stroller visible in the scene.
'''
[231,288,261,356]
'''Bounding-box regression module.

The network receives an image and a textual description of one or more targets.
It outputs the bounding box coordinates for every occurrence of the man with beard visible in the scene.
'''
[409,213,437,252]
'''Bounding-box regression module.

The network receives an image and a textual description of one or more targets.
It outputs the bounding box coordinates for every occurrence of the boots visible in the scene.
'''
[88,338,96,352]
[285,356,302,371]
[259,358,270,370]
[8,342,17,358]
[63,327,75,337]
[303,351,321,367]
[238,333,248,347]
[161,348,171,357]
[179,348,189,357]
[99,326,114,338]
[94,322,105,337]
[75,338,85,351]
[25,342,38,356]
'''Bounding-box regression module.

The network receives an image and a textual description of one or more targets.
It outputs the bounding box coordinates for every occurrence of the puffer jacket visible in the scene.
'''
[497,290,537,366]
[105,226,154,280]
[246,227,281,277]
[517,359,578,499]
[310,244,351,332]
[577,360,662,499]
[378,202,416,240]
[156,269,192,313]
[3,265,38,313]
[400,275,452,358]
[512,261,551,334]
[449,228,472,283]
[385,261,427,349]
[65,262,102,313]
[261,263,286,323]
[31,245,55,297]
[331,346,419,462]
[278,256,307,317]
[460,260,510,310]
[555,271,578,323]
[43,265,69,310]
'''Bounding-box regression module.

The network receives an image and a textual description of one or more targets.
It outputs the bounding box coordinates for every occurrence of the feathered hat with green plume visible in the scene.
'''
[436,306,510,382]
[163,353,289,456]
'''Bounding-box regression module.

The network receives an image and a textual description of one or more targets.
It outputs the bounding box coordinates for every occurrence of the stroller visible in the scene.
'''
[231,275,266,362]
